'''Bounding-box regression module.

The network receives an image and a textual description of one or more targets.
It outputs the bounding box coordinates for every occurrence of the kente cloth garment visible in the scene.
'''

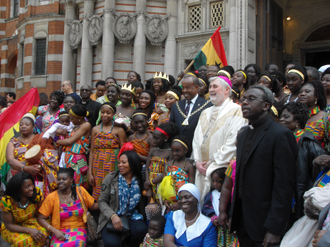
[218,227,239,247]
[225,158,236,201]
[7,137,59,196]
[148,113,158,132]
[50,200,87,247]
[116,173,143,220]
[159,118,169,125]
[193,99,247,203]
[64,130,89,188]
[37,105,64,132]
[140,233,164,247]
[325,105,330,113]
[39,186,94,231]
[305,106,330,147]
[294,129,305,144]
[131,133,150,157]
[314,168,330,188]
[92,123,120,200]
[164,163,189,203]
[149,156,167,197]
[0,187,48,247]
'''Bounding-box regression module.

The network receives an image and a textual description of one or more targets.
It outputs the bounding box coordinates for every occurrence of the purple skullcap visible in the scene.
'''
[218,76,232,88]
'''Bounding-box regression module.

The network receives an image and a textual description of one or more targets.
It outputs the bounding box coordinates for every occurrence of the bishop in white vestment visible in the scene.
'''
[192,76,247,203]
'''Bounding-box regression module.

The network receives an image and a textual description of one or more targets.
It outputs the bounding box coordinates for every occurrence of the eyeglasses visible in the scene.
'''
[81,89,90,92]
[241,96,263,103]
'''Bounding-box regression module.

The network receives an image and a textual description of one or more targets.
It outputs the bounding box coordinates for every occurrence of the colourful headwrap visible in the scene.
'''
[178,183,201,210]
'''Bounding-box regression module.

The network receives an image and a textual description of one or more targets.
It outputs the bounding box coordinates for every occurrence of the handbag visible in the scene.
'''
[77,186,101,241]
[106,189,131,233]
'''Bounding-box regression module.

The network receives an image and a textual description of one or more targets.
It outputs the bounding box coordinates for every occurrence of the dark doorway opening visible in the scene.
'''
[305,51,330,69]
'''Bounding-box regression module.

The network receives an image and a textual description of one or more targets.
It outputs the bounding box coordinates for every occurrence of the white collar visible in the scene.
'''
[186,94,199,105]
[173,210,211,242]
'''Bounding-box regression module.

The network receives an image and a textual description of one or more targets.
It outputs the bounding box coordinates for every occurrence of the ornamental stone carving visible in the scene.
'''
[145,16,169,46]
[182,43,201,57]
[112,14,137,44]
[68,20,82,50]
[87,15,103,46]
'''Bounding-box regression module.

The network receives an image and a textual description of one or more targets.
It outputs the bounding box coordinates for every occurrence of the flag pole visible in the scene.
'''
[177,60,195,81]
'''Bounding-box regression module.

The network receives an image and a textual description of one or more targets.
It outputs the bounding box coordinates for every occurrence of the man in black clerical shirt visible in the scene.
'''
[79,85,101,128]
[230,85,297,247]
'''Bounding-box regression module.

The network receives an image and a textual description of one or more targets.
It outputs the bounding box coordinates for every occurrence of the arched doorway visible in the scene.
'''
[294,23,330,68]
[7,52,18,88]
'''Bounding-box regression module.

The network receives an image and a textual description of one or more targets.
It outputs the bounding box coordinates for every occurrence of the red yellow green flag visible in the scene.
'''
[193,26,228,69]
[0,88,40,182]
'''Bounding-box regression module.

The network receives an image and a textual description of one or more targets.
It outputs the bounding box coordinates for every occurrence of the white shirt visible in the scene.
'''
[185,93,199,116]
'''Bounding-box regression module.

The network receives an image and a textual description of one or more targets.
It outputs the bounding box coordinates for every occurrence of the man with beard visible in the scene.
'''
[170,74,212,156]
[78,85,101,127]
[192,76,247,202]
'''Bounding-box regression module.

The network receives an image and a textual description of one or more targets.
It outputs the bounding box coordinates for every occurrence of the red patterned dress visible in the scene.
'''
[91,123,120,200]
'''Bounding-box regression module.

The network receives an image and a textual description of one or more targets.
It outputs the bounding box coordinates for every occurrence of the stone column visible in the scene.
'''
[133,0,146,83]
[80,0,95,88]
[164,0,178,77]
[61,0,76,84]
[101,0,115,79]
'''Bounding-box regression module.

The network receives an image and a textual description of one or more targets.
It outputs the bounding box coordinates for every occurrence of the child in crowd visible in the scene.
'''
[158,136,195,213]
[144,122,178,203]
[140,214,166,247]
[42,111,73,139]
[231,86,241,104]
[128,110,154,164]
[43,111,74,167]
[202,167,227,226]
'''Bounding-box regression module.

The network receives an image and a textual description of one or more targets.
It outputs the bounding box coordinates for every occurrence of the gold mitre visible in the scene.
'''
[122,83,136,95]
[153,72,169,82]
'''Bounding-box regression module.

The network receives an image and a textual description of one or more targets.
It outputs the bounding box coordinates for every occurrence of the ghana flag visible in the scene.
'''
[193,26,228,69]
[0,88,40,184]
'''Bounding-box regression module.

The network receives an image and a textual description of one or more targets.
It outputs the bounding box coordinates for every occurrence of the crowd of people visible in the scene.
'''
[1,62,330,247]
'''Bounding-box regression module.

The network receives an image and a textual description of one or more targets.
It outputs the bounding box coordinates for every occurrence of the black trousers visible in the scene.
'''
[101,220,148,247]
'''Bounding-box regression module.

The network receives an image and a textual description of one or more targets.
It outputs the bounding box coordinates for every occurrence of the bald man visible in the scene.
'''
[61,80,81,103]
[78,84,101,127]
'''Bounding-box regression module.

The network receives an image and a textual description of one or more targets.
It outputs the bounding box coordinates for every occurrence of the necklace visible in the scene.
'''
[185,211,200,224]
[59,191,72,204]
[176,100,211,126]
[18,200,29,209]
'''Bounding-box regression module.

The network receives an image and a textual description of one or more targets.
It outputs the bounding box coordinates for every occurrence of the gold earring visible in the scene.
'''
[296,125,299,128]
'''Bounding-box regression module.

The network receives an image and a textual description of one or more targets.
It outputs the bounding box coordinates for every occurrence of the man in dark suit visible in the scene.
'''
[78,84,101,128]
[169,74,212,156]
[230,85,297,247]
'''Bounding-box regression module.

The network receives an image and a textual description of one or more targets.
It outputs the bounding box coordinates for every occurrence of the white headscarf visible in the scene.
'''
[22,112,36,122]
[178,183,201,209]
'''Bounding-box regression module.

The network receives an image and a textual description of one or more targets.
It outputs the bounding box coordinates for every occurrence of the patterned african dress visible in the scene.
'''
[149,156,167,199]
[140,233,163,247]
[64,129,89,188]
[305,106,330,148]
[92,122,120,200]
[131,132,150,158]
[37,105,64,132]
[50,200,87,247]
[0,187,48,247]
[164,161,189,203]
[7,137,59,197]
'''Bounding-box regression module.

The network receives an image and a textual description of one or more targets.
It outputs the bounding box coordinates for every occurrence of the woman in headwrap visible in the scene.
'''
[56,105,91,188]
[6,113,59,196]
[163,183,217,247]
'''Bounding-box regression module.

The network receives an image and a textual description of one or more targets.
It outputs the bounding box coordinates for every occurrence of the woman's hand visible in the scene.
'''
[88,170,94,186]
[155,108,164,115]
[112,215,123,231]
[27,228,46,242]
[144,180,151,189]
[164,200,171,209]
[55,129,68,137]
[24,165,41,176]
[170,202,180,211]
[54,229,67,241]
[218,211,228,227]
